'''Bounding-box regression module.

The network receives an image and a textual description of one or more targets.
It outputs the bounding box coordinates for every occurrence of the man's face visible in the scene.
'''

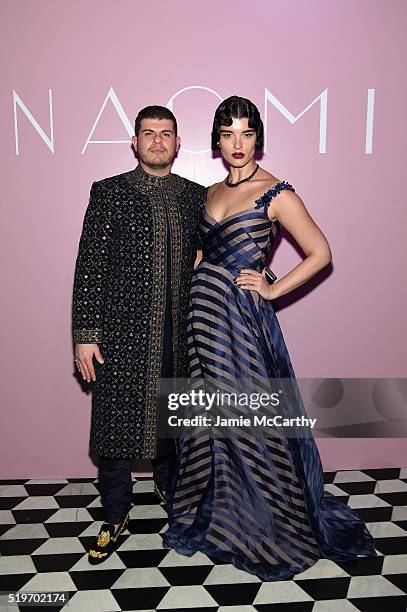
[132,118,180,170]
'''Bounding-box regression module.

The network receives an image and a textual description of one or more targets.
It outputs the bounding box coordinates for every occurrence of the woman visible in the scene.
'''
[163,96,376,580]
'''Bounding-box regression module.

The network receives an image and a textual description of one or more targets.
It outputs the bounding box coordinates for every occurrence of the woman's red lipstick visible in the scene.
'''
[232,153,244,159]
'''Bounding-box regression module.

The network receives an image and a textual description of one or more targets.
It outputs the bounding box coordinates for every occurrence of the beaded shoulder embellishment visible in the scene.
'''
[254,181,295,209]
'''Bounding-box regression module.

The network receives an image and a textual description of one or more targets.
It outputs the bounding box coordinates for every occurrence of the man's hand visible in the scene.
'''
[74,343,104,383]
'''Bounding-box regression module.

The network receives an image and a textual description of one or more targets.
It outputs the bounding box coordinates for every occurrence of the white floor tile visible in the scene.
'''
[313,601,359,611]
[78,521,104,536]
[1,524,49,539]
[0,485,28,497]
[158,548,214,567]
[56,482,99,496]
[129,504,167,519]
[347,494,390,508]
[32,537,86,555]
[69,551,125,572]
[111,567,170,588]
[375,479,407,493]
[254,581,313,604]
[334,471,375,483]
[365,521,407,538]
[157,585,217,608]
[0,555,37,575]
[23,572,77,592]
[204,564,260,584]
[324,484,350,496]
[392,505,407,520]
[13,496,60,510]
[45,508,93,522]
[68,590,120,611]
[0,510,16,524]
[347,575,405,597]
[117,533,164,551]
[294,559,349,580]
[133,480,154,493]
[382,553,407,574]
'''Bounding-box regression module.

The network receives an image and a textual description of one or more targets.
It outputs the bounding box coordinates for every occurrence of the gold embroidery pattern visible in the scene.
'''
[74,328,103,343]
[89,550,107,558]
[97,529,111,547]
[166,196,182,378]
[143,193,166,457]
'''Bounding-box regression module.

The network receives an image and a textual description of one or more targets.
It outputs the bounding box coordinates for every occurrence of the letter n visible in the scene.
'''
[13,89,54,155]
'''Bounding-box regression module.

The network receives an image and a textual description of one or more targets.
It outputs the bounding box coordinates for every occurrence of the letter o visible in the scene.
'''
[166,85,223,154]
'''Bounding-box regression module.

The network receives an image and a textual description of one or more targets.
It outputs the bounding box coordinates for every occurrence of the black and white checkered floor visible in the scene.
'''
[1,468,406,611]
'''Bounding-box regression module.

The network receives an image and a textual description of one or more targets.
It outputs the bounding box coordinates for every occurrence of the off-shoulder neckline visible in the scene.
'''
[203,180,292,225]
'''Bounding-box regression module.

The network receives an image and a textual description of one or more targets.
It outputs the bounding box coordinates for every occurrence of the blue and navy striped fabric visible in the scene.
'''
[164,183,376,581]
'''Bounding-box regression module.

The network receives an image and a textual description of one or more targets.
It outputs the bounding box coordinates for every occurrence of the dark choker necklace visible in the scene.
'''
[225,163,259,188]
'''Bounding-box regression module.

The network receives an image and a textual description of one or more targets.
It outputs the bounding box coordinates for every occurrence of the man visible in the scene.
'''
[72,105,206,563]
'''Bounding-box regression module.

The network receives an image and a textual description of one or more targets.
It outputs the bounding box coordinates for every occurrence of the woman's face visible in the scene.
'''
[218,117,257,167]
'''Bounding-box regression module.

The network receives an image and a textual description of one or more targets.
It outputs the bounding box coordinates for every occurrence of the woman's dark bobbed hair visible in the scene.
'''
[211,95,264,151]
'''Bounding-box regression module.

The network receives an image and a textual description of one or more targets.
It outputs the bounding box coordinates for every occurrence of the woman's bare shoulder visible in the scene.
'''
[207,181,223,198]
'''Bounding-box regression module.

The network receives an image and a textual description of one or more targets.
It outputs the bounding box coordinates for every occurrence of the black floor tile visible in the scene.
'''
[86,506,105,521]
[350,595,407,612]
[44,521,91,538]
[12,509,59,524]
[336,481,377,495]
[32,552,84,572]
[70,569,124,590]
[375,492,407,506]
[0,573,35,591]
[255,604,314,612]
[116,548,169,568]
[132,492,158,505]
[205,582,261,605]
[127,518,167,534]
[363,468,401,480]
[25,483,67,497]
[295,577,351,600]
[112,586,169,610]
[0,538,47,556]
[0,479,28,485]
[0,496,26,510]
[393,520,407,533]
[55,494,98,508]
[354,506,393,523]
[159,565,213,585]
[0,524,14,537]
[383,573,407,593]
[374,537,407,555]
[323,471,336,484]
[337,556,384,576]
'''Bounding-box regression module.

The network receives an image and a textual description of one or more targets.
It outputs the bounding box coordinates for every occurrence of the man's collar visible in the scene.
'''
[125,163,184,195]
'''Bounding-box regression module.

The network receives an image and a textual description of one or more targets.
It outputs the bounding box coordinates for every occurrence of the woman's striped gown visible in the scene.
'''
[163,182,376,580]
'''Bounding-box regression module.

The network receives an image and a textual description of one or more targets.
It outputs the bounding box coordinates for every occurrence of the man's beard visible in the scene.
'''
[138,150,174,170]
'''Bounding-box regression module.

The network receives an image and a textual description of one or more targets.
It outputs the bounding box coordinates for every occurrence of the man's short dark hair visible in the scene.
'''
[134,106,177,137]
[211,95,264,151]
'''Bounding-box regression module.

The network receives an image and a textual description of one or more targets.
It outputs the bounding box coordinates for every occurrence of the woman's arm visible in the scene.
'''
[237,190,331,299]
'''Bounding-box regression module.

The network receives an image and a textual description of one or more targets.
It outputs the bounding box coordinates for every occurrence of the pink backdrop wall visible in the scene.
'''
[0,0,406,478]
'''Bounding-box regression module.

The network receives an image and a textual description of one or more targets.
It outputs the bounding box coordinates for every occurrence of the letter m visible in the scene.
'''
[264,88,327,153]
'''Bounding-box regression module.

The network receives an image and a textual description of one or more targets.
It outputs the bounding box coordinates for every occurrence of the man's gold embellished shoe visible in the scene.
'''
[154,483,166,505]
[88,512,129,565]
